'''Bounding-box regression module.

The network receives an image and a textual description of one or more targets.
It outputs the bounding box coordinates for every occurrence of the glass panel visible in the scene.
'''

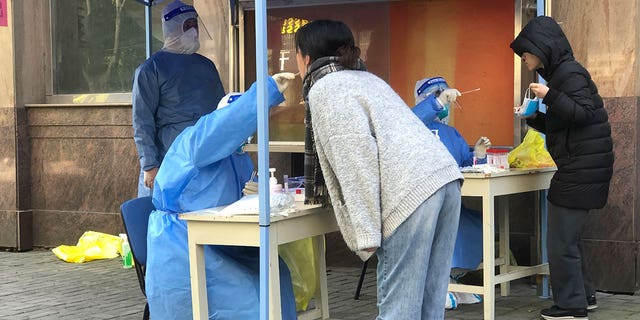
[244,3,390,141]
[51,0,191,94]
[243,0,515,146]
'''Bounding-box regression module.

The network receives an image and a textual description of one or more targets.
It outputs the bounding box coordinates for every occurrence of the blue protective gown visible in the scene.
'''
[146,77,297,320]
[132,51,225,196]
[412,95,475,167]
[412,95,483,270]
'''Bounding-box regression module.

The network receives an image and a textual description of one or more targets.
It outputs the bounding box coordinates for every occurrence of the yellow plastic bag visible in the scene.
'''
[52,231,123,263]
[279,237,320,312]
[508,129,556,168]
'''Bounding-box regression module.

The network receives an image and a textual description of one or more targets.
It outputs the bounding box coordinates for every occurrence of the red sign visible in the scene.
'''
[0,0,7,27]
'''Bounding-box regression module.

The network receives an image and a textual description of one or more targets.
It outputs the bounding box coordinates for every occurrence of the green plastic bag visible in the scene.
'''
[508,129,555,168]
[279,237,320,312]
[52,231,123,263]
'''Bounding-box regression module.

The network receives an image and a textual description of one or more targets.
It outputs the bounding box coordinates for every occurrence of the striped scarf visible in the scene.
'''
[301,56,367,205]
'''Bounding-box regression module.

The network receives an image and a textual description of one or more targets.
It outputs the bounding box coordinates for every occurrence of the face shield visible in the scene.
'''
[414,76,451,123]
[161,1,200,54]
[414,77,449,104]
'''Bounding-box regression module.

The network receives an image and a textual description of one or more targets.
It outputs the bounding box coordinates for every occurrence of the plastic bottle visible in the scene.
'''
[269,168,278,186]
[269,168,282,193]
[119,233,133,269]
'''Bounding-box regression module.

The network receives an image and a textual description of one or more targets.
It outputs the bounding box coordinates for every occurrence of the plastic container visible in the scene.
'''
[270,183,283,193]
[119,233,133,269]
[486,148,510,169]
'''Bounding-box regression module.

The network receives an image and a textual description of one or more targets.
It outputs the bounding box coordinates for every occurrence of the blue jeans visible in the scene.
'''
[376,180,461,320]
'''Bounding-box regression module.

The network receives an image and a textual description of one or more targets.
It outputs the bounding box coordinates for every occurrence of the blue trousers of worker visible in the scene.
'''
[146,210,297,320]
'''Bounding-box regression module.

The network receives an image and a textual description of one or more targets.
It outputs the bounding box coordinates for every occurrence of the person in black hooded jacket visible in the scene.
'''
[511,16,614,320]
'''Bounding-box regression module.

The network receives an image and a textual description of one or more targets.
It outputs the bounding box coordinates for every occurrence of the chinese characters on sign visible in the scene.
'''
[281,18,308,35]
[0,0,7,27]
[278,18,309,71]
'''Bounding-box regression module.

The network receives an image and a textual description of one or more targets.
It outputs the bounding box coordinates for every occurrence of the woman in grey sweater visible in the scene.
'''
[295,20,463,319]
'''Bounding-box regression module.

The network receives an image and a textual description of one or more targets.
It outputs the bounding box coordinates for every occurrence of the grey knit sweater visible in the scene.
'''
[307,70,463,260]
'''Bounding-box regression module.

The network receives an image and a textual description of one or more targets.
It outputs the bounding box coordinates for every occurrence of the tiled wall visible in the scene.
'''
[552,0,639,98]
[580,97,639,292]
[552,0,640,293]
[26,105,138,246]
[0,0,19,248]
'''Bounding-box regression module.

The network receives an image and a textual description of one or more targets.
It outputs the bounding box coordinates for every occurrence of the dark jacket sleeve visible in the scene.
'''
[526,112,546,133]
[543,73,598,126]
[132,62,161,171]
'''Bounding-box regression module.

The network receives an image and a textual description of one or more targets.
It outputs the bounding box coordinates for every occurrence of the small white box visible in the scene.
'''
[289,188,305,202]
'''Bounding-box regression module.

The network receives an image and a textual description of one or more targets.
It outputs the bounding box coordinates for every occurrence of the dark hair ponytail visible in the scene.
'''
[336,45,361,69]
[295,20,361,68]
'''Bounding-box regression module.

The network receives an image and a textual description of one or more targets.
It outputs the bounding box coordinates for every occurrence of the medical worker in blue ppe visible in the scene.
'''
[132,0,225,197]
[145,73,298,320]
[412,76,490,309]
[412,77,490,167]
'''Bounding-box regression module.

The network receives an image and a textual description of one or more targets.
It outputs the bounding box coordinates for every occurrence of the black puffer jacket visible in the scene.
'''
[511,16,613,210]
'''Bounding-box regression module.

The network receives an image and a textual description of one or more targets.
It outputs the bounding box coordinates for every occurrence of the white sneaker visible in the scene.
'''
[445,292,458,310]
[454,292,483,305]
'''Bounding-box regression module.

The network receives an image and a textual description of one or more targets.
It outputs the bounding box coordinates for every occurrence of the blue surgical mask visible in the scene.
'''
[516,87,539,117]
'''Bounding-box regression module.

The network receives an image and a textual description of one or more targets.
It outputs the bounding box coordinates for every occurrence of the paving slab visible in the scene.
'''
[1,249,639,319]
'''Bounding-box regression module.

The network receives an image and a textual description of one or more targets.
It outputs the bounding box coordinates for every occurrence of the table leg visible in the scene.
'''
[499,197,511,296]
[269,233,282,320]
[482,194,495,320]
[187,233,209,320]
[314,235,330,319]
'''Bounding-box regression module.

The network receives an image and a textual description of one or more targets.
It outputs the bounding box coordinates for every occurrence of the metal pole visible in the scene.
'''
[536,0,550,299]
[145,1,152,58]
[255,0,271,319]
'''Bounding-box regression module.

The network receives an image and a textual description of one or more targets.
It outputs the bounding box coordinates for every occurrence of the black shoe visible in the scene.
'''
[540,305,588,319]
[587,294,598,311]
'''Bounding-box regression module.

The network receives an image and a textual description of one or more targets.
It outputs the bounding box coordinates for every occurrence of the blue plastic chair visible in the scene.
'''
[120,196,155,320]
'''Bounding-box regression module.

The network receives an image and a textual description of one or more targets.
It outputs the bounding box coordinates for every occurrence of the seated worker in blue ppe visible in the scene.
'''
[146,73,298,320]
[412,76,491,309]
[132,0,225,197]
[412,76,490,166]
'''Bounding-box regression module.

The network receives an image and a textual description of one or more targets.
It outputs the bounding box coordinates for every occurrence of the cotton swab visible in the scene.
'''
[460,88,481,95]
[454,88,480,110]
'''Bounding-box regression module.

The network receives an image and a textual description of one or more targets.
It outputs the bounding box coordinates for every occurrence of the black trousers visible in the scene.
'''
[547,202,595,309]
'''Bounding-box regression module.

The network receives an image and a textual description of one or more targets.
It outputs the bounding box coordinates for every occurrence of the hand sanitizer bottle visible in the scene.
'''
[269,168,282,193]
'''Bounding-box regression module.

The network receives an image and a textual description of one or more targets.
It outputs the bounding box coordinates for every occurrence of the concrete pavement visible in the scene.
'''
[1,249,639,319]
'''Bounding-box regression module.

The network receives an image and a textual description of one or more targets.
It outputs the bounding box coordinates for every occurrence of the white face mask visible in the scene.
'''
[178,28,200,54]
[164,27,200,54]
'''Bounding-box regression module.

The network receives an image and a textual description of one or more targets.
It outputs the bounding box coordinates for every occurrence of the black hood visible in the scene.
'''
[510,16,574,80]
